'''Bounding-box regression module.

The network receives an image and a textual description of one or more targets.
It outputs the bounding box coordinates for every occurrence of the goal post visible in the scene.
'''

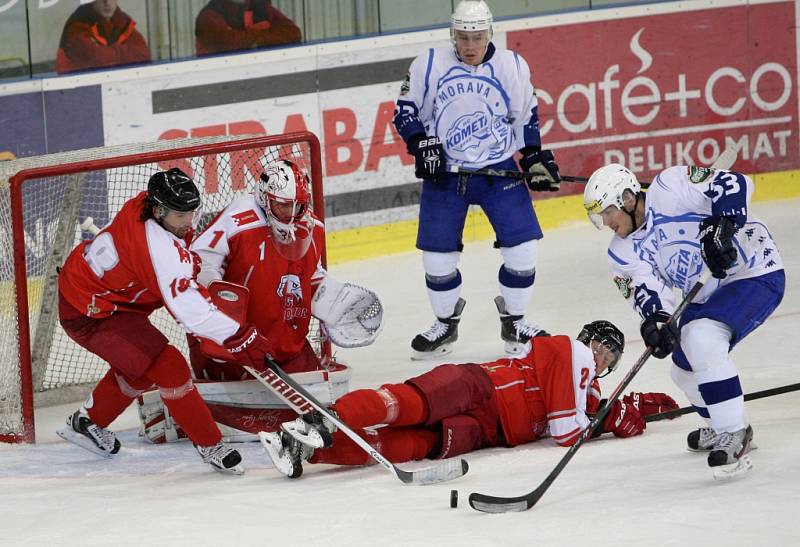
[0,132,327,444]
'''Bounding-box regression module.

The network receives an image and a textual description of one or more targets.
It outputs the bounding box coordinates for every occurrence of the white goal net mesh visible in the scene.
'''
[0,133,325,442]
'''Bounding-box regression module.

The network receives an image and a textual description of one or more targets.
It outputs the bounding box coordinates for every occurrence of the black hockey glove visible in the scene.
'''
[699,216,738,279]
[519,147,561,192]
[408,135,446,182]
[640,310,680,359]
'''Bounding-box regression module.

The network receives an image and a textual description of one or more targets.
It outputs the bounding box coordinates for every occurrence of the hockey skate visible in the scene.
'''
[708,425,754,480]
[281,410,336,449]
[687,427,717,452]
[56,410,121,458]
[195,441,244,475]
[410,298,466,360]
[259,431,312,479]
[495,296,549,355]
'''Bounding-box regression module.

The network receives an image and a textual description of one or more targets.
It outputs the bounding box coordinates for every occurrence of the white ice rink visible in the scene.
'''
[2,198,798,547]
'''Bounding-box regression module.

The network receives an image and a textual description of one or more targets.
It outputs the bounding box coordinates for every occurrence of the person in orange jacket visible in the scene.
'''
[56,0,150,74]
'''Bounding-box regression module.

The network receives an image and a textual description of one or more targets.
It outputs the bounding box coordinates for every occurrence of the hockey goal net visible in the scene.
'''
[0,132,326,443]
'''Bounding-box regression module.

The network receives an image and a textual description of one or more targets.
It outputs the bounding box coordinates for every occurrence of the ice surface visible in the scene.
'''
[2,199,798,546]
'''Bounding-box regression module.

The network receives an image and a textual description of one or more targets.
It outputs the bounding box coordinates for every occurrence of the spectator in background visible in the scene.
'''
[56,0,150,74]
[195,0,301,56]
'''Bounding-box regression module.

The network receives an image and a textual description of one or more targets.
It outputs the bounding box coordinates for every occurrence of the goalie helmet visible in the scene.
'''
[257,159,313,261]
[577,320,625,377]
[583,164,641,230]
[451,1,493,56]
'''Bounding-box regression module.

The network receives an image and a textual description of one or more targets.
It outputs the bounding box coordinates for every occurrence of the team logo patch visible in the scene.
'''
[277,274,303,302]
[399,73,410,96]
[613,275,633,299]
[688,166,714,183]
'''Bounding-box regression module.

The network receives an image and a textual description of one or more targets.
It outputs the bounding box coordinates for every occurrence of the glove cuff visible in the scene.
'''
[406,133,426,154]
[519,145,541,156]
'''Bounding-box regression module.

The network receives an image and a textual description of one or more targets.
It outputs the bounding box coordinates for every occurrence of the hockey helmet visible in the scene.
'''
[451,1,493,55]
[583,164,641,230]
[257,159,314,261]
[577,320,625,377]
[147,167,201,212]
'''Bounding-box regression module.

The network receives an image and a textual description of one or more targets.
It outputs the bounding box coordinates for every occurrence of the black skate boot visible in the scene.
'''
[260,430,313,479]
[410,298,466,360]
[56,410,121,458]
[495,296,549,355]
[708,425,754,479]
[687,427,717,451]
[281,410,337,449]
[195,441,244,475]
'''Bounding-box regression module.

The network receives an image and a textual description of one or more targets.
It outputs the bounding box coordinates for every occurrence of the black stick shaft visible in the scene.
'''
[646,382,800,423]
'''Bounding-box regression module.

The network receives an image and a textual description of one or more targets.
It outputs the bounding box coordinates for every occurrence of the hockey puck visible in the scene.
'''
[450,489,458,508]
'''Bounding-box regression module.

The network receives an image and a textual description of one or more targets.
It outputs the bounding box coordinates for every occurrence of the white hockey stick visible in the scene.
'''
[244,361,469,485]
[711,146,737,170]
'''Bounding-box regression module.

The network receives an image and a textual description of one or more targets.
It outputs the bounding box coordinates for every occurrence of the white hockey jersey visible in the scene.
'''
[606,166,783,317]
[395,43,539,168]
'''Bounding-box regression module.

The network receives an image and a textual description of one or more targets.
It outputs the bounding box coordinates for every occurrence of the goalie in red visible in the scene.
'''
[57,168,274,474]
[188,159,383,381]
[262,320,679,478]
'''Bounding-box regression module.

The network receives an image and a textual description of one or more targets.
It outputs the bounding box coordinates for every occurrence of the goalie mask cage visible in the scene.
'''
[0,132,327,443]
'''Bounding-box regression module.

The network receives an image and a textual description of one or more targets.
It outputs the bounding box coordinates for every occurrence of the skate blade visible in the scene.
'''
[56,427,115,458]
[411,344,454,361]
[712,454,753,480]
[503,341,531,356]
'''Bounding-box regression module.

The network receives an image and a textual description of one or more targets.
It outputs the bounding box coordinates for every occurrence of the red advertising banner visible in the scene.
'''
[511,1,797,184]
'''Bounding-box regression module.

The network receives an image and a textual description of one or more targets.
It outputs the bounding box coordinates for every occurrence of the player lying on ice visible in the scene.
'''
[261,320,679,478]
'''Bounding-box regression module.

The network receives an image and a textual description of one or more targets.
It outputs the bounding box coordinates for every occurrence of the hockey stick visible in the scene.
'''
[447,166,588,183]
[468,270,712,513]
[244,360,469,485]
[646,382,800,423]
[446,146,738,187]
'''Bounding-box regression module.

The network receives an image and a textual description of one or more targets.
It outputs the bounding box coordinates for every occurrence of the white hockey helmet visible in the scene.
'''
[451,1,493,50]
[583,163,641,230]
[257,159,314,260]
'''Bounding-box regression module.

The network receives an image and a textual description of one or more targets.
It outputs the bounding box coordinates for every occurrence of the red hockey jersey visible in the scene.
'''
[191,195,326,362]
[58,192,239,345]
[480,336,601,447]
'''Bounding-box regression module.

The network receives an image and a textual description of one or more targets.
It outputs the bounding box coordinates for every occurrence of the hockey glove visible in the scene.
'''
[601,399,645,438]
[622,392,679,418]
[519,147,561,191]
[699,216,738,279]
[640,310,680,359]
[223,323,273,372]
[408,135,446,182]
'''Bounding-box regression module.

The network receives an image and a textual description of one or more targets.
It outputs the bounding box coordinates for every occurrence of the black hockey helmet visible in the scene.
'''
[147,168,201,212]
[577,320,625,377]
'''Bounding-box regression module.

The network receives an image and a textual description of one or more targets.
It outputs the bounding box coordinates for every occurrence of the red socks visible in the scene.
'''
[333,383,428,428]
[310,427,440,466]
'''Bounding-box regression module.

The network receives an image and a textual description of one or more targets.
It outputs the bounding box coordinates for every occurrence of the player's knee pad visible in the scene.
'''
[679,318,732,373]
[145,345,193,394]
[379,384,428,426]
[499,240,538,273]
[422,251,460,278]
[114,373,152,397]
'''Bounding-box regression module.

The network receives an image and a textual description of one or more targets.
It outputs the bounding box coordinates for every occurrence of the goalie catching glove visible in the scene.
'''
[312,275,384,348]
